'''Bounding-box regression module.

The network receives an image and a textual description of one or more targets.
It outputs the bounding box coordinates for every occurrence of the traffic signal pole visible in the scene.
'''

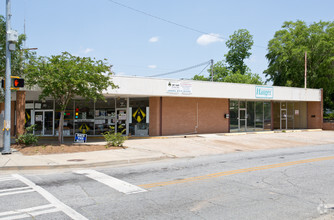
[2,0,12,154]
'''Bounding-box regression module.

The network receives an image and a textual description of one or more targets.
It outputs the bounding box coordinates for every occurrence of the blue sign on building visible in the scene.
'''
[255,86,273,99]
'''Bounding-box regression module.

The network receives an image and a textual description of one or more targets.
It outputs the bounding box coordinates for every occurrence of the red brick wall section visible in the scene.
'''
[307,102,322,129]
[148,97,161,136]
[16,91,26,136]
[323,122,334,130]
[160,97,229,136]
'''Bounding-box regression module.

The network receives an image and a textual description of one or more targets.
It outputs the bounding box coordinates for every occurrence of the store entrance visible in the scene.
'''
[33,110,54,136]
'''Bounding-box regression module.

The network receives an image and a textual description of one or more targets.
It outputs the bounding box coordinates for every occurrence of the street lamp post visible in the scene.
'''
[2,0,15,154]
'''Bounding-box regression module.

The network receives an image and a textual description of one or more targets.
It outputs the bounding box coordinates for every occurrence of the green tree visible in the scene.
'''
[193,61,262,84]
[24,52,117,144]
[225,29,254,75]
[264,20,334,109]
[0,15,34,100]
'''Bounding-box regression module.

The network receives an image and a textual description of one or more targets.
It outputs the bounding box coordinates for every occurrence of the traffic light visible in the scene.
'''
[75,108,79,119]
[13,78,24,88]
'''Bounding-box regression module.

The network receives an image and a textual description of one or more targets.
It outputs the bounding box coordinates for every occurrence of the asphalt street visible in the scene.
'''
[1,144,334,219]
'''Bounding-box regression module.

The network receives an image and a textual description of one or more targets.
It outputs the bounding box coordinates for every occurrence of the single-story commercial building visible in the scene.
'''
[2,76,323,137]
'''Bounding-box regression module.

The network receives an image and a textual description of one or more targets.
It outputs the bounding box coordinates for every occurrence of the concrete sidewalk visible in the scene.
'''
[0,130,333,171]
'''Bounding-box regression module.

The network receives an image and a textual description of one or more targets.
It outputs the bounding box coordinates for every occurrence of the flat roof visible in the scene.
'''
[105,76,321,102]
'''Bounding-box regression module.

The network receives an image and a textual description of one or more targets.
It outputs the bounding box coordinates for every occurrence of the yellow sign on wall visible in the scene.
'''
[132,107,146,123]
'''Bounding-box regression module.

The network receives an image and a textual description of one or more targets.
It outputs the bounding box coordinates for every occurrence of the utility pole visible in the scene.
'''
[304,51,307,89]
[2,0,13,154]
[210,59,214,82]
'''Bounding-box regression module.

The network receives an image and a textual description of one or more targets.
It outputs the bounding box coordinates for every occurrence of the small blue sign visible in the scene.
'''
[255,86,273,99]
[74,133,87,143]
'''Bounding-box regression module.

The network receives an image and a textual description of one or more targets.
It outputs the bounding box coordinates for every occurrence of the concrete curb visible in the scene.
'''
[0,155,174,171]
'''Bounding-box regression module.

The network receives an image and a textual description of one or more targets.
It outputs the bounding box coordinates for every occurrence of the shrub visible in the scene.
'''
[103,127,127,148]
[16,125,39,146]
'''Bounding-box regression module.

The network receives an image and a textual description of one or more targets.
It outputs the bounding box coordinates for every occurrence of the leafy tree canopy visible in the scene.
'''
[193,29,261,85]
[24,52,117,143]
[193,61,262,85]
[225,29,254,75]
[264,20,334,109]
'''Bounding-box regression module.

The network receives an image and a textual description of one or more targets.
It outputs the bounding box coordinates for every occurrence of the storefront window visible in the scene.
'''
[264,102,271,130]
[247,101,255,131]
[55,100,74,136]
[255,102,264,129]
[25,101,34,130]
[74,100,95,135]
[95,98,116,135]
[129,98,149,136]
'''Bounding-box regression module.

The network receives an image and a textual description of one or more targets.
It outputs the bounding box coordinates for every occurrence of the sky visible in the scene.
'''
[1,0,334,83]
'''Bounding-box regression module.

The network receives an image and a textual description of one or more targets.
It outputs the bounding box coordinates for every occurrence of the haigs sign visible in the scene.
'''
[255,86,273,99]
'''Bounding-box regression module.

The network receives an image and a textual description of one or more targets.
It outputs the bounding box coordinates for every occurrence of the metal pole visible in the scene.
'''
[304,51,307,89]
[2,0,12,154]
[210,59,214,82]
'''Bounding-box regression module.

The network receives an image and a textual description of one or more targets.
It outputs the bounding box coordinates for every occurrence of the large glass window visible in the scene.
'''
[55,100,74,136]
[230,100,271,132]
[74,100,95,135]
[247,101,255,131]
[94,98,116,135]
[255,102,264,130]
[264,102,272,130]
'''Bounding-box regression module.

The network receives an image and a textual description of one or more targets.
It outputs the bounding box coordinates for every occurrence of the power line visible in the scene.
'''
[149,60,211,78]
[107,0,266,49]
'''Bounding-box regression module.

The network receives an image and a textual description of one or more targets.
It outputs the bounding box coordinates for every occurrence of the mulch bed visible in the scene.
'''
[13,144,126,155]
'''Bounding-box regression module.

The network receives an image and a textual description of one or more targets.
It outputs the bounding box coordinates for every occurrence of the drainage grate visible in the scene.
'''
[67,159,85,162]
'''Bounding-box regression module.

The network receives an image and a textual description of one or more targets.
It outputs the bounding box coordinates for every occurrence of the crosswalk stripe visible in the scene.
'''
[74,169,147,195]
[0,207,60,220]
[0,186,31,193]
[12,174,88,220]
[0,204,56,217]
[0,189,35,197]
[0,177,15,182]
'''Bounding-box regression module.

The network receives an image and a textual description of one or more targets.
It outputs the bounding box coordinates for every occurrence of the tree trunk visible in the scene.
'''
[58,110,65,144]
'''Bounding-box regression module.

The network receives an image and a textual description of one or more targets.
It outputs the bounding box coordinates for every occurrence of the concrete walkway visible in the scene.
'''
[0,130,333,171]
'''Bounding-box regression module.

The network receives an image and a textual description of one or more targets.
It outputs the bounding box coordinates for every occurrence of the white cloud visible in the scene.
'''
[149,36,159,43]
[148,65,157,69]
[196,33,223,46]
[83,48,94,54]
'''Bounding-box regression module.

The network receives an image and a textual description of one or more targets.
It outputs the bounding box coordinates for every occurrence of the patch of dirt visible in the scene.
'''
[13,144,126,155]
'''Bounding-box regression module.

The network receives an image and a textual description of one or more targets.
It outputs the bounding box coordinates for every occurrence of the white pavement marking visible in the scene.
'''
[0,186,31,193]
[0,188,35,197]
[12,174,88,220]
[74,169,147,194]
[0,204,59,220]
[0,177,15,182]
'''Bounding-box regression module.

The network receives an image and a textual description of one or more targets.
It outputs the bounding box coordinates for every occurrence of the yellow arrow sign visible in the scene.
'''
[132,107,146,123]
[79,123,90,134]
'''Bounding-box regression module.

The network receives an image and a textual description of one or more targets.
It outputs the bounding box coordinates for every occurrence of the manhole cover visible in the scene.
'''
[67,159,85,162]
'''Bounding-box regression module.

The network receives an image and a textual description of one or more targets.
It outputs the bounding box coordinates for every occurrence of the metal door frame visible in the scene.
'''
[32,110,54,136]
[280,102,287,130]
[238,101,247,131]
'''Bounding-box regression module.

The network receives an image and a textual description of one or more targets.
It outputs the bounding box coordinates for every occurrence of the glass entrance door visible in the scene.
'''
[33,110,54,136]
[239,109,247,132]
[116,109,127,135]
[281,109,287,130]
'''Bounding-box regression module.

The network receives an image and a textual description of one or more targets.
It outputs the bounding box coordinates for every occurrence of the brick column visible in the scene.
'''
[15,91,26,136]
